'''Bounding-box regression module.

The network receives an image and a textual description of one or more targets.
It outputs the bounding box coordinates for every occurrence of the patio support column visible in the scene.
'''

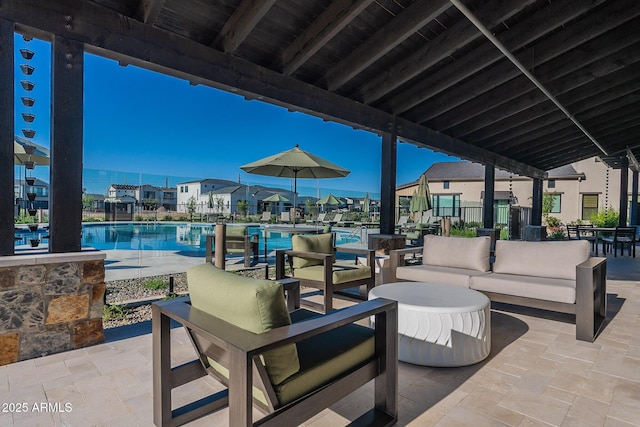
[531,178,543,226]
[0,19,14,256]
[618,156,629,226]
[483,163,495,229]
[49,36,84,253]
[380,119,397,235]
[631,170,639,225]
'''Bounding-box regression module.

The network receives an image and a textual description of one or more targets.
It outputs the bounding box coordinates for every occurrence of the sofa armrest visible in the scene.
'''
[389,246,423,282]
[575,257,607,342]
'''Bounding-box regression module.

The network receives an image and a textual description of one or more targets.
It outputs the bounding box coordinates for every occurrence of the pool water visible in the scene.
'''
[15,223,361,253]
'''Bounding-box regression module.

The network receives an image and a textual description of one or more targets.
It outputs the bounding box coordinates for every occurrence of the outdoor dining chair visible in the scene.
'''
[602,226,637,257]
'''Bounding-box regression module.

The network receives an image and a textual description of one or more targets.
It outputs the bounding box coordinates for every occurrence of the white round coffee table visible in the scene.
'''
[369,282,491,367]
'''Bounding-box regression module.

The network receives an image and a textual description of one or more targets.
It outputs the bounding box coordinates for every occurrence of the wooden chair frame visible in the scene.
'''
[275,246,376,313]
[152,296,398,427]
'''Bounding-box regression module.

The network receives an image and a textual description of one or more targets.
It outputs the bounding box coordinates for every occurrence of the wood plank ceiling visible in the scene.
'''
[3,0,640,177]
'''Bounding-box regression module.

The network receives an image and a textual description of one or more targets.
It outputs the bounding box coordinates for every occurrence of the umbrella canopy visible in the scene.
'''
[14,136,50,166]
[316,193,342,206]
[262,193,290,203]
[363,193,370,215]
[241,145,350,226]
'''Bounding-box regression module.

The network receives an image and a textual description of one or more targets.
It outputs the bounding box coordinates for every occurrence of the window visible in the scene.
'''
[443,181,449,189]
[582,194,598,220]
[549,194,561,213]
[432,194,460,217]
[547,179,555,189]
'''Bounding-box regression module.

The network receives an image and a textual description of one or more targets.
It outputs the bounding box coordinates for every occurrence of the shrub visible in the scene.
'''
[589,209,619,227]
[103,304,127,321]
[547,226,566,240]
[546,216,561,228]
[162,215,173,221]
[144,277,167,290]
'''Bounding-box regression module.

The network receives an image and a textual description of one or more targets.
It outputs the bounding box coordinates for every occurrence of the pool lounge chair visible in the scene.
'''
[280,211,291,223]
[152,264,398,427]
[260,211,272,223]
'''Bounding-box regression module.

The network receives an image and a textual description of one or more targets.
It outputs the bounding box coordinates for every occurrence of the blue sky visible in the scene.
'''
[14,36,459,198]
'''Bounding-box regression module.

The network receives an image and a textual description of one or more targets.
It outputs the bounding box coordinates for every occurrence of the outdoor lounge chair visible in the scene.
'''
[279,211,291,223]
[260,211,272,223]
[225,225,259,267]
[152,264,398,427]
[275,233,376,313]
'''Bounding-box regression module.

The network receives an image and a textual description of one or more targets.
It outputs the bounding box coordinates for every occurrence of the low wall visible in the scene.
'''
[0,250,106,366]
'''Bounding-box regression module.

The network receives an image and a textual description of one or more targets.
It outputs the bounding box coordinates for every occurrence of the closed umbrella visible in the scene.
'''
[411,174,431,214]
[241,145,350,226]
[363,192,370,215]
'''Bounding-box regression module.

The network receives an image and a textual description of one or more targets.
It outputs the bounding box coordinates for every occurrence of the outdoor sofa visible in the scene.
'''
[389,235,607,342]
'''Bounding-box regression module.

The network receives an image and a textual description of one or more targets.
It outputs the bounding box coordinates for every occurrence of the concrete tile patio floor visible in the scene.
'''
[1,258,640,426]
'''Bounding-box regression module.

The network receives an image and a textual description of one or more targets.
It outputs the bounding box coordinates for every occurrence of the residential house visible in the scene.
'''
[15,178,49,211]
[397,157,634,225]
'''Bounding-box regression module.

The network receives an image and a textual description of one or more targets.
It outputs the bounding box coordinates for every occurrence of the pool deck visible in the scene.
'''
[3,233,640,426]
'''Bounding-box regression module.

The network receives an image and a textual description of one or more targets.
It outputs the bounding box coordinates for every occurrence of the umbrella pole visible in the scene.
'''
[293,171,297,227]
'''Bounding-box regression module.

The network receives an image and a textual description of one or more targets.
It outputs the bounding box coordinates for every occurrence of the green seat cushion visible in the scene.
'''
[291,233,334,269]
[293,263,371,284]
[226,225,247,236]
[187,264,300,385]
[275,309,375,405]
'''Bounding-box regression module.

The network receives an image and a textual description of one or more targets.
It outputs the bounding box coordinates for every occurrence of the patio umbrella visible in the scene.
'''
[411,174,431,214]
[14,136,50,166]
[240,145,350,226]
[316,193,342,207]
[262,193,290,214]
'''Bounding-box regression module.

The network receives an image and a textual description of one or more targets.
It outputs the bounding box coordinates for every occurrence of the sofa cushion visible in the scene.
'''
[493,240,589,280]
[187,263,299,385]
[226,225,247,236]
[470,272,576,304]
[291,233,334,269]
[293,263,371,284]
[423,235,491,272]
[395,264,488,288]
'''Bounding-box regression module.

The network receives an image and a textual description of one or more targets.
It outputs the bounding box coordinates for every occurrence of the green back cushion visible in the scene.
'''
[187,263,300,385]
[291,233,334,269]
[226,225,247,237]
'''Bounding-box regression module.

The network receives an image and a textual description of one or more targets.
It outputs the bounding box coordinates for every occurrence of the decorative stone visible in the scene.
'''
[368,234,406,255]
[0,289,44,332]
[0,333,19,366]
[46,294,89,325]
[92,284,106,303]
[17,265,46,286]
[45,263,81,295]
[83,261,105,285]
[73,319,104,348]
[20,329,71,360]
[0,269,16,290]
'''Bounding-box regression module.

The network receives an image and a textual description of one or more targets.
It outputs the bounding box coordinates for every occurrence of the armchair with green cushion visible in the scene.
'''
[226,225,259,267]
[275,233,376,313]
[152,264,398,427]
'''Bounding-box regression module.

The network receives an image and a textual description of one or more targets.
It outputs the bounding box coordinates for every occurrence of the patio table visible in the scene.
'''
[579,226,616,256]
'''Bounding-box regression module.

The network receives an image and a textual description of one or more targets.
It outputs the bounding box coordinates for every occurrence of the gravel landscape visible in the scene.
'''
[103,268,270,329]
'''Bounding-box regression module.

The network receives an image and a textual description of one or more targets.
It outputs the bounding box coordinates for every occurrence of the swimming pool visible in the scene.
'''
[43,222,361,253]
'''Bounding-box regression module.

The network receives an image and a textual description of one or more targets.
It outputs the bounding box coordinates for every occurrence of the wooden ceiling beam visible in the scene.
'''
[415,16,640,129]
[457,43,640,141]
[383,0,611,115]
[211,0,277,53]
[280,0,373,76]
[358,0,536,105]
[318,0,450,91]
[135,0,166,25]
[478,68,640,149]
[0,0,546,179]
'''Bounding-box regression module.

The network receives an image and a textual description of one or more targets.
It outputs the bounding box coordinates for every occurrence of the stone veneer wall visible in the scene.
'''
[0,251,106,366]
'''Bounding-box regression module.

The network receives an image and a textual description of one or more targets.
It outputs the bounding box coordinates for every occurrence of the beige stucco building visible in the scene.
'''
[397,157,636,225]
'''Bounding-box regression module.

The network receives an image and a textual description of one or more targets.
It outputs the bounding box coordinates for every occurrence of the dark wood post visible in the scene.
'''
[0,19,14,256]
[49,36,84,253]
[380,120,397,235]
[618,156,629,226]
[631,170,639,225]
[531,178,543,226]
[482,163,495,229]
